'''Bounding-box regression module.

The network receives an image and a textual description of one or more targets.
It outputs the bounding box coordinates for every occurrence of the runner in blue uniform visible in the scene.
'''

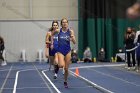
[45,20,59,78]
[56,18,76,88]
[51,22,59,79]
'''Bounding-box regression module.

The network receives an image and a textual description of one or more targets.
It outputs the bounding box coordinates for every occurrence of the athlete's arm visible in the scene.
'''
[46,31,51,44]
[70,29,76,44]
[50,34,54,50]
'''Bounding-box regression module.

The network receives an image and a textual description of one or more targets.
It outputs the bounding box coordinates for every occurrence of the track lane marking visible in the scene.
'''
[0,64,13,93]
[88,68,140,87]
[69,70,114,93]
[42,70,61,93]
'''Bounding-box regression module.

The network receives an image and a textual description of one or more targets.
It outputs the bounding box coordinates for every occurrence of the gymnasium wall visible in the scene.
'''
[0,0,78,62]
[0,20,78,62]
[0,0,78,20]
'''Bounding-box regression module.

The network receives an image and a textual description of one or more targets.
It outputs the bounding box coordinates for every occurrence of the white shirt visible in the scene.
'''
[83,50,92,59]
[134,31,140,43]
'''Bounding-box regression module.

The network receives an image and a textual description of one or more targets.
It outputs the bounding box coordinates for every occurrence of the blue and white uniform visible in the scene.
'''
[136,35,140,57]
[58,28,71,56]
[49,33,59,56]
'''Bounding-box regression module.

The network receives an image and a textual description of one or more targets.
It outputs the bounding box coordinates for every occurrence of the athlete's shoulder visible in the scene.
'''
[69,29,74,32]
[47,31,52,35]
[69,29,74,35]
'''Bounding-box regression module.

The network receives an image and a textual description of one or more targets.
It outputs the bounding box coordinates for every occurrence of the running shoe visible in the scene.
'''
[62,67,65,75]
[64,82,68,88]
[53,73,57,79]
[1,61,7,66]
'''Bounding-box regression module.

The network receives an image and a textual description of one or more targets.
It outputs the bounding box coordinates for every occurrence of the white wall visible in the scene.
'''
[0,20,78,62]
[0,0,78,62]
[0,0,78,20]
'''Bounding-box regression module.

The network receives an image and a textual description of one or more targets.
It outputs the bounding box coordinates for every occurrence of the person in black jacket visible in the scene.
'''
[124,27,136,70]
[98,48,105,62]
[0,36,5,63]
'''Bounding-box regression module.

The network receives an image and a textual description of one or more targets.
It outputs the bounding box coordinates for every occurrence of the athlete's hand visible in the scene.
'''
[45,48,49,58]
[50,44,54,50]
[70,29,76,44]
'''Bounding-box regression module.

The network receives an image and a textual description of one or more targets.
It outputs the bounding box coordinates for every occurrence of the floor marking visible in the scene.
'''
[0,64,13,93]
[69,70,114,93]
[89,68,140,87]
[2,63,127,93]
[69,64,125,70]
[0,68,36,72]
[42,70,61,93]
[33,64,55,93]
[12,69,52,93]
[6,86,53,90]
[13,69,35,93]
[0,68,12,71]
[68,86,93,89]
[1,85,93,90]
[12,71,19,93]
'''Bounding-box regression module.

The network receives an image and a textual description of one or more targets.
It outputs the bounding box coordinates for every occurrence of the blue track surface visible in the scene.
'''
[0,62,140,93]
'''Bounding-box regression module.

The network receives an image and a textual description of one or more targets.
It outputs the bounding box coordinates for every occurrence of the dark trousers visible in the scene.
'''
[126,50,135,67]
[0,53,4,61]
[0,52,4,61]
[84,58,92,63]
[137,57,140,68]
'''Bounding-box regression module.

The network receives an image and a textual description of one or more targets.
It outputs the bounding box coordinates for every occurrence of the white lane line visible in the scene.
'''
[0,68,36,72]
[3,87,52,90]
[12,71,19,93]
[69,64,125,70]
[0,64,124,71]
[42,70,61,93]
[0,65,13,93]
[89,68,140,87]
[69,70,114,93]
[13,86,53,89]
[1,86,92,90]
[12,69,40,93]
[33,64,54,93]
[0,67,14,72]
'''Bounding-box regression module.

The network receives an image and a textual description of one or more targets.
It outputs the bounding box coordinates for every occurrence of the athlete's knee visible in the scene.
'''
[64,67,68,71]
[53,60,58,65]
[58,64,64,68]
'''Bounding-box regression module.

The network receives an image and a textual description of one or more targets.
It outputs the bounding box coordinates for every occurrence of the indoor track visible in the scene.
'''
[0,62,140,93]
